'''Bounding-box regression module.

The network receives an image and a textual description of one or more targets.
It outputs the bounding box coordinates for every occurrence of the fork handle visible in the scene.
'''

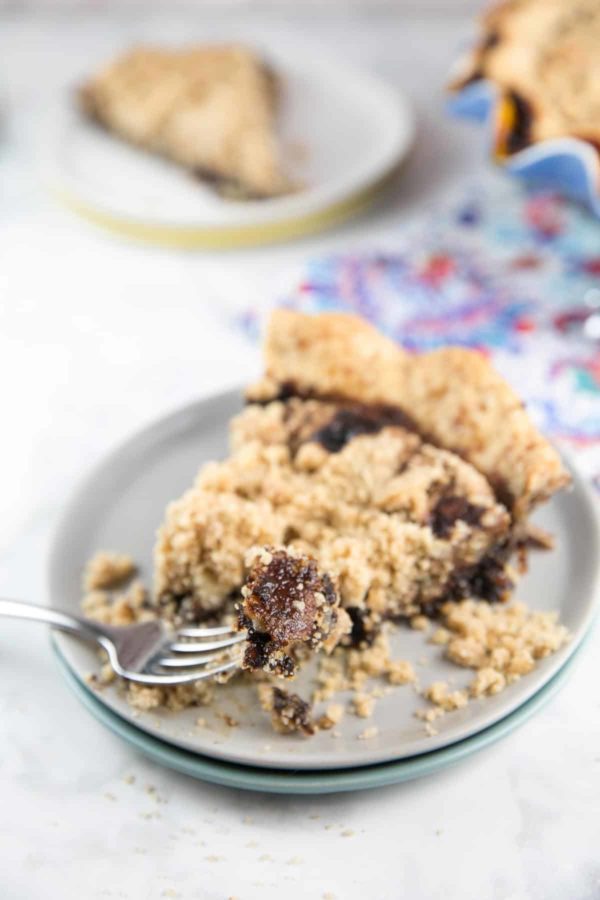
[0,598,101,642]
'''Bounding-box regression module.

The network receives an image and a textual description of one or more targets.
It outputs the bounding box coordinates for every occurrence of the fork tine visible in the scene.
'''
[157,650,232,668]
[141,658,240,685]
[169,633,247,653]
[177,625,238,638]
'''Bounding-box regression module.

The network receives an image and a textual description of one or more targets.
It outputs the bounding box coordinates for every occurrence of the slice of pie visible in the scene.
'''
[79,44,292,199]
[154,311,569,656]
[450,0,600,157]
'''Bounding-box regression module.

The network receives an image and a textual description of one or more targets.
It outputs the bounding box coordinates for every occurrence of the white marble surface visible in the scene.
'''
[1,9,599,900]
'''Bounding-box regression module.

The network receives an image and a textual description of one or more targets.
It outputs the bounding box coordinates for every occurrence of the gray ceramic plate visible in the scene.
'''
[54,636,588,794]
[49,390,600,771]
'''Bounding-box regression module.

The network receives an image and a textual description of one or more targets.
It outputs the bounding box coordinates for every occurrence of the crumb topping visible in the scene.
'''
[358,726,379,740]
[351,693,375,718]
[316,703,345,731]
[442,599,569,677]
[83,551,135,591]
[416,599,570,724]
[309,403,415,454]
[387,659,417,686]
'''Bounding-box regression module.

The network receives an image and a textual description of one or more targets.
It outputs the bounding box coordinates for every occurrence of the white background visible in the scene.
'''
[1,7,599,900]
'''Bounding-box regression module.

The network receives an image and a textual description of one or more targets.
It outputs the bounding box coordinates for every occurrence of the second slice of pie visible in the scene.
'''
[80,44,292,199]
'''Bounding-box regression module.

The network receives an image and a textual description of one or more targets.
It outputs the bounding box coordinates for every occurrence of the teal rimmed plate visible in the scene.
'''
[49,390,600,772]
[54,636,587,794]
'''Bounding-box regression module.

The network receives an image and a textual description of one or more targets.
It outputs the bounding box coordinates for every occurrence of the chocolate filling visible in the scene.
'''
[237,606,297,676]
[506,90,533,155]
[271,687,315,735]
[345,606,380,648]
[310,404,416,453]
[430,496,485,538]
[248,385,515,512]
[445,543,514,605]
[482,30,501,52]
[192,167,266,201]
[246,552,335,644]
[252,388,419,452]
[239,550,337,676]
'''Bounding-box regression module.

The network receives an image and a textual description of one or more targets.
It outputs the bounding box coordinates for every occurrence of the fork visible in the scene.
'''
[0,599,246,685]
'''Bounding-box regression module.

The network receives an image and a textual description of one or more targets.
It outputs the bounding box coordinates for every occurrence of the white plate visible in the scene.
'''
[49,390,600,771]
[47,37,414,230]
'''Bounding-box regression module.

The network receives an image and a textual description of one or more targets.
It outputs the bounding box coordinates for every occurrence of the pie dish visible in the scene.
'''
[449,0,600,159]
[79,44,292,199]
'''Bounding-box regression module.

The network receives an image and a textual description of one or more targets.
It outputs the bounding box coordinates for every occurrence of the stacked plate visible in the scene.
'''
[50,391,600,794]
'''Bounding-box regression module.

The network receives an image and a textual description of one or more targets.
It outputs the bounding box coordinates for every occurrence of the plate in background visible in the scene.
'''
[49,389,600,770]
[47,37,414,247]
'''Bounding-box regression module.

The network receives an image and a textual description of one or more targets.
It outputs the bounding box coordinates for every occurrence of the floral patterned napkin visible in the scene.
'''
[237,174,600,490]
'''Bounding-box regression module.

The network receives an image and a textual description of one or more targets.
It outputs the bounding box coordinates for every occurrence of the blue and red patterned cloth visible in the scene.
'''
[238,175,600,490]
